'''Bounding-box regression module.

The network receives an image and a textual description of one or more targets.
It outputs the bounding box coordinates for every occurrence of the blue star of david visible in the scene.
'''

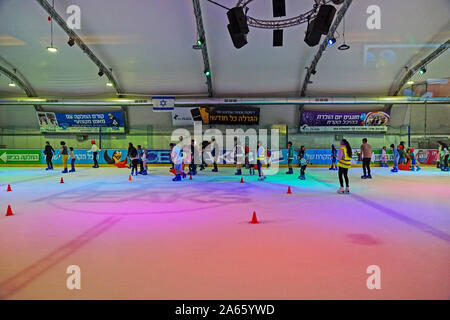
[160,100,167,107]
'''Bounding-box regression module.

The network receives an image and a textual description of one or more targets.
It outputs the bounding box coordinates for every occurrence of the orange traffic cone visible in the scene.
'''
[250,211,259,224]
[189,175,192,180]
[7,184,12,192]
[5,205,13,216]
[240,177,244,183]
[128,174,132,181]
[287,186,292,194]
[60,177,64,184]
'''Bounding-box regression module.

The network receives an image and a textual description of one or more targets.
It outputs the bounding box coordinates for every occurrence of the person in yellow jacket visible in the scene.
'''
[256,141,266,181]
[55,141,69,174]
[336,139,352,194]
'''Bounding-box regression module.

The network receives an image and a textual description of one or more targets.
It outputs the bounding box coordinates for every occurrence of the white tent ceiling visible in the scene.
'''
[0,0,449,98]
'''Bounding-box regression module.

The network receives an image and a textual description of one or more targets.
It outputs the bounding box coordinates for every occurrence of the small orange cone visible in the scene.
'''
[128,174,132,181]
[250,211,259,224]
[6,205,13,216]
[189,175,192,180]
[287,186,292,194]
[240,177,244,183]
[60,177,64,184]
[7,184,12,192]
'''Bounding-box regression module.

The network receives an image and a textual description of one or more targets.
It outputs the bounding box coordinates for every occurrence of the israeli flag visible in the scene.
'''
[152,96,175,112]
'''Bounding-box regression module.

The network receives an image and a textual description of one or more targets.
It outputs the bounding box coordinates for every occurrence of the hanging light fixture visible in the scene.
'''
[46,0,58,53]
[338,16,350,51]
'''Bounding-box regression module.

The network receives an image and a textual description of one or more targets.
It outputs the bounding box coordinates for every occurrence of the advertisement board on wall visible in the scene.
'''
[37,111,125,133]
[300,110,390,132]
[190,106,260,125]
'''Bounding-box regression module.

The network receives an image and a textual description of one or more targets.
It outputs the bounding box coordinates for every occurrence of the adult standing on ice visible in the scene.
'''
[87,140,99,168]
[337,139,352,194]
[43,141,55,170]
[360,138,373,179]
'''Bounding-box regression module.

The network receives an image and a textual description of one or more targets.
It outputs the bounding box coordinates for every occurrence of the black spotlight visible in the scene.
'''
[98,70,104,77]
[419,67,427,75]
[311,69,317,75]
[327,37,336,46]
[227,7,249,49]
[67,37,75,47]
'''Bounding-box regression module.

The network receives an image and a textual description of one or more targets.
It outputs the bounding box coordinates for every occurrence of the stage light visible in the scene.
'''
[68,37,75,47]
[197,37,204,46]
[419,67,427,75]
[328,37,336,46]
[46,46,58,53]
[204,70,211,77]
[106,82,113,87]
[8,82,16,87]
[98,70,104,77]
[338,43,350,50]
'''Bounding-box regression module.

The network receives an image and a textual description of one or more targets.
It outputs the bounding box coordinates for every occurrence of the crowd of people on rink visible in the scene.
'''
[41,137,448,193]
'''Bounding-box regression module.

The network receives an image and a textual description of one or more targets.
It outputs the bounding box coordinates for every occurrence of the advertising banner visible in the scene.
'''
[172,107,195,126]
[300,110,390,132]
[192,106,260,125]
[0,149,41,164]
[37,111,125,133]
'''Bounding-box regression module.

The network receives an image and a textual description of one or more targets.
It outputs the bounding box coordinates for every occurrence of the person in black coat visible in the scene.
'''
[43,141,55,170]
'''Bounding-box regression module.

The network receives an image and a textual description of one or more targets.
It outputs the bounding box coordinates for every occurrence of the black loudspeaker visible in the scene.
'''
[227,7,249,34]
[304,19,321,47]
[273,29,283,47]
[272,0,286,17]
[190,108,202,122]
[315,5,336,35]
[227,24,248,49]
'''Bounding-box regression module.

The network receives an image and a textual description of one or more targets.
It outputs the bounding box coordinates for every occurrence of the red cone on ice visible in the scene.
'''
[7,184,12,192]
[240,177,244,183]
[6,205,13,216]
[287,186,292,194]
[250,211,259,224]
[60,177,64,184]
[128,174,132,181]
[189,174,192,180]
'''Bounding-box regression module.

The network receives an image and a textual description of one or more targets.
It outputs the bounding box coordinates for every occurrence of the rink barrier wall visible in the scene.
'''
[0,148,439,167]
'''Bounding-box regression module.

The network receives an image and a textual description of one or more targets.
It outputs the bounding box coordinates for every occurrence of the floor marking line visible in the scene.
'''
[0,217,122,299]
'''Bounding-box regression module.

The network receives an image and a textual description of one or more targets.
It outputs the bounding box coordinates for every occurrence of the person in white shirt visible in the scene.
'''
[170,142,184,181]
[87,140,99,168]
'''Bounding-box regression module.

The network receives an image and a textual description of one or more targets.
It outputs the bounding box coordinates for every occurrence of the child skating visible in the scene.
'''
[336,139,352,194]
[380,146,388,167]
[297,146,309,180]
[69,147,76,172]
[329,144,337,170]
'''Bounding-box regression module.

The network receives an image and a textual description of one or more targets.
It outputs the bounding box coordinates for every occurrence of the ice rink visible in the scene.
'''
[0,165,449,299]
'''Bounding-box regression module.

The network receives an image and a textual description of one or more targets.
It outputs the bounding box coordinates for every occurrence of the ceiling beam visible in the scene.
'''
[35,0,123,95]
[0,66,37,97]
[192,0,213,97]
[300,0,353,97]
[389,38,450,96]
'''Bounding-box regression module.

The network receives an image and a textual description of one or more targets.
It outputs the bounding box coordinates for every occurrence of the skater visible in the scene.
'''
[56,141,69,173]
[69,147,76,172]
[140,147,148,175]
[256,141,266,181]
[199,141,208,171]
[408,148,420,171]
[129,143,139,176]
[297,146,308,180]
[87,140,99,168]
[245,144,255,175]
[170,142,183,181]
[360,138,373,179]
[390,144,399,173]
[286,141,294,174]
[137,145,144,173]
[266,146,272,168]
[43,141,55,170]
[330,144,337,170]
[127,142,134,169]
[380,146,388,167]
[337,139,352,194]
[210,137,218,172]
[397,141,406,164]
[233,137,244,176]
[188,139,199,175]
[438,141,449,171]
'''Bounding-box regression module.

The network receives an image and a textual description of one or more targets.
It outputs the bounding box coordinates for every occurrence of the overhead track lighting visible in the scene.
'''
[419,67,427,75]
[98,70,104,77]
[106,82,113,87]
[67,37,75,47]
[8,82,16,87]
[204,70,211,77]
[327,37,336,46]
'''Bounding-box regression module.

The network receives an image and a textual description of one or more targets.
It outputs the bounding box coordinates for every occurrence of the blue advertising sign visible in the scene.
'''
[37,111,125,133]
